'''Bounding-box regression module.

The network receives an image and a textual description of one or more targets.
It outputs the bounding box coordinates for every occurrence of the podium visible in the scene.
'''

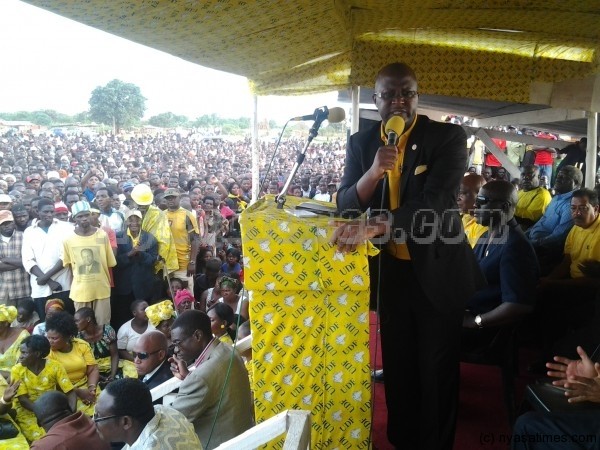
[239,196,377,449]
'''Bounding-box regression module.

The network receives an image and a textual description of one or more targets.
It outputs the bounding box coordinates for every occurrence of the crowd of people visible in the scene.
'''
[0,73,600,449]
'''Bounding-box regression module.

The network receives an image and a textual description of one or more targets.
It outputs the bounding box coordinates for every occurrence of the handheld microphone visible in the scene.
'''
[385,116,405,146]
[291,106,346,123]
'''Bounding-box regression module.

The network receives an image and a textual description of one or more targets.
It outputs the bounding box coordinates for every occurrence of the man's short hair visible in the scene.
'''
[104,378,154,425]
[558,165,583,187]
[171,310,212,337]
[37,198,55,211]
[572,188,599,207]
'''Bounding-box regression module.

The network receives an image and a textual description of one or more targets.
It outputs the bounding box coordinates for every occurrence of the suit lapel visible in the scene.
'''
[400,115,428,202]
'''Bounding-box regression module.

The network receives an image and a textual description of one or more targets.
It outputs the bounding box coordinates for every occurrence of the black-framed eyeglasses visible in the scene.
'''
[92,412,123,423]
[132,350,161,360]
[171,334,194,348]
[374,90,418,101]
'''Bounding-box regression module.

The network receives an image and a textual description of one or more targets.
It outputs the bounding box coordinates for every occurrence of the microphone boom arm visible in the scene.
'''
[276,107,329,209]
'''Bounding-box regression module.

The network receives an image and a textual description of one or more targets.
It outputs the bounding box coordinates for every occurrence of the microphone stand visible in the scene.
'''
[276,107,329,209]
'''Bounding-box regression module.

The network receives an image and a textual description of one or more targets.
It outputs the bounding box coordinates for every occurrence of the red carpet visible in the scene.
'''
[369,312,535,450]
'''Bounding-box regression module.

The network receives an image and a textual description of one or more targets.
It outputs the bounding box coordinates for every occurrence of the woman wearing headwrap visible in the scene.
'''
[32,298,65,337]
[173,289,195,315]
[145,300,176,346]
[0,305,29,380]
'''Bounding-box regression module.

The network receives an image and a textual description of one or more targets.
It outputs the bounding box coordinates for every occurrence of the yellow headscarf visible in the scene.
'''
[0,305,17,323]
[145,300,176,328]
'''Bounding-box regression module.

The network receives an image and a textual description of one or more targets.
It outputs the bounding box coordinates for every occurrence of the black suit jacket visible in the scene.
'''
[142,359,174,390]
[114,230,158,299]
[337,115,485,312]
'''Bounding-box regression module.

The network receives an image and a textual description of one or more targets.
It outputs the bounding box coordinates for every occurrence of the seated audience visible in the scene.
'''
[536,188,600,357]
[457,173,487,247]
[526,166,583,275]
[207,303,236,345]
[463,181,539,347]
[31,391,109,450]
[117,300,154,363]
[0,304,30,379]
[169,310,253,449]
[512,346,600,450]
[95,378,201,449]
[133,331,173,391]
[75,307,137,386]
[11,335,74,442]
[46,312,99,415]
[515,165,552,230]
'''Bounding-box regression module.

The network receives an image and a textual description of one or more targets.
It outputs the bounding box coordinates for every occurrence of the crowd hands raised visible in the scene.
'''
[0,130,344,449]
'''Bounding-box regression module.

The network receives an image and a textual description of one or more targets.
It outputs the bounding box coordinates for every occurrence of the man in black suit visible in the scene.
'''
[333,62,484,450]
[78,248,100,274]
[133,331,173,391]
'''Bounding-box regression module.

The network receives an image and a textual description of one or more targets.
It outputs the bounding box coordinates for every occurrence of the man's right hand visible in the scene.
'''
[368,145,398,179]
[169,355,189,380]
[547,346,596,387]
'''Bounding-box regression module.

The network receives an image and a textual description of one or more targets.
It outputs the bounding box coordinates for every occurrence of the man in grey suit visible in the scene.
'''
[169,310,252,449]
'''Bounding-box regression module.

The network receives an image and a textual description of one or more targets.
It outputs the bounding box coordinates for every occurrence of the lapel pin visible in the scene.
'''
[412,144,417,150]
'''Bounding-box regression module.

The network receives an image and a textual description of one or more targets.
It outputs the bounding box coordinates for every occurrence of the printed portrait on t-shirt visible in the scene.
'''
[76,247,101,275]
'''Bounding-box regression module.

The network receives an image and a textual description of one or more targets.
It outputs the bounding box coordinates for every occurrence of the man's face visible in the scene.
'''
[111,194,121,209]
[473,188,507,227]
[81,249,94,265]
[13,211,29,229]
[203,198,214,212]
[553,170,577,194]
[0,202,10,211]
[95,190,111,210]
[520,166,540,191]
[168,177,179,188]
[457,183,478,214]
[65,194,79,210]
[133,339,165,377]
[241,179,251,192]
[74,212,91,230]
[171,327,200,364]
[571,196,599,229]
[38,205,55,227]
[127,216,141,234]
[94,392,124,444]
[0,220,15,236]
[482,168,492,181]
[165,195,180,210]
[373,71,418,129]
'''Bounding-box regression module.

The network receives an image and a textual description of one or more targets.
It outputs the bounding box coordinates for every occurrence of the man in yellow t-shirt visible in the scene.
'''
[164,188,200,288]
[62,201,116,325]
[515,165,552,231]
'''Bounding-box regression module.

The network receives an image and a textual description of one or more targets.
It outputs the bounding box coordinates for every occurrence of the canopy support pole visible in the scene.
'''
[585,112,598,188]
[351,85,360,135]
[251,94,260,203]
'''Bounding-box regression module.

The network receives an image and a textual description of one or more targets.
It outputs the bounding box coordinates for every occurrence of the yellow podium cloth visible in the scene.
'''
[240,196,378,449]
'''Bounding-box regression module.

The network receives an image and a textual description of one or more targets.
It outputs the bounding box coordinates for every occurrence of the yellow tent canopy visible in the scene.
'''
[24,0,600,104]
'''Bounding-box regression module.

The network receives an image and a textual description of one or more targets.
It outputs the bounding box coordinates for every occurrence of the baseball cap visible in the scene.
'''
[122,182,135,192]
[71,201,91,218]
[126,210,143,220]
[54,202,69,214]
[164,188,180,198]
[0,210,14,224]
[130,184,153,206]
[0,194,12,203]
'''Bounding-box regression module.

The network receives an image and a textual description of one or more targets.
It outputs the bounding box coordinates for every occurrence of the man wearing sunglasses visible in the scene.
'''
[334,62,484,450]
[463,180,539,341]
[133,331,173,391]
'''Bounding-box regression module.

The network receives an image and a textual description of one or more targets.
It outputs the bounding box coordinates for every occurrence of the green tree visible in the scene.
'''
[89,79,146,133]
[148,112,189,128]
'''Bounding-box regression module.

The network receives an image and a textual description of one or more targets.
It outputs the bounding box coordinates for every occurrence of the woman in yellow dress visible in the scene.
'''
[74,307,137,385]
[11,335,74,443]
[45,312,99,416]
[0,305,29,380]
[0,377,28,449]
[207,303,235,346]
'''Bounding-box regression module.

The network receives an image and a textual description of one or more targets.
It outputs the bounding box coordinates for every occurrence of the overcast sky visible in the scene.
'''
[0,0,341,121]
